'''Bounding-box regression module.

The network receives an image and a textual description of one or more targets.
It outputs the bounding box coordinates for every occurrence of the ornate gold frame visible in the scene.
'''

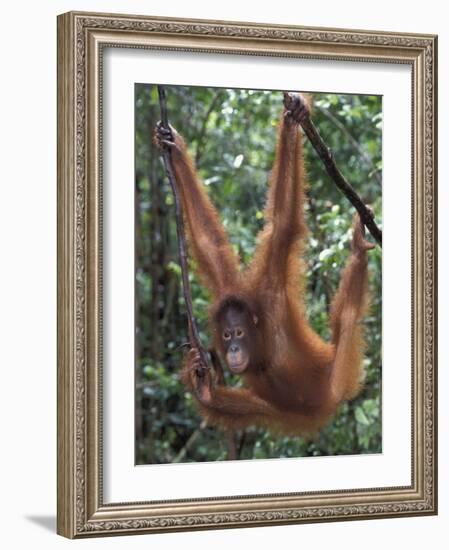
[57,11,438,538]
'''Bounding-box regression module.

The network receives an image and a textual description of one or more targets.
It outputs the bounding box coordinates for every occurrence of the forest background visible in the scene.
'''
[134,86,382,464]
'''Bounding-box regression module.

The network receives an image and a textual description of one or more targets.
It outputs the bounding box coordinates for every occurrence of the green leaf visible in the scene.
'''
[355,407,370,426]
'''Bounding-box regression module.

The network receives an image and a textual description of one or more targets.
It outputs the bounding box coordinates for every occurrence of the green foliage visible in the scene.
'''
[135,85,382,464]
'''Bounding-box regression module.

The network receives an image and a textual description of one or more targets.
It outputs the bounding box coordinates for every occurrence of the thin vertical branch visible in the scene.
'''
[157,86,210,368]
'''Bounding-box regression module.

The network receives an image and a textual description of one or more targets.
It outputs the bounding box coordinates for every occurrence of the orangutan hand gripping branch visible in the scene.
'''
[155,92,375,436]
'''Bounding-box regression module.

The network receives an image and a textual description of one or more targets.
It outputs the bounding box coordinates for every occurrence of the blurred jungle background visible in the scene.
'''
[135,85,382,465]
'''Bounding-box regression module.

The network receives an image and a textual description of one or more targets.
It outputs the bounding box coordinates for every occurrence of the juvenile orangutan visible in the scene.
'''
[155,92,374,435]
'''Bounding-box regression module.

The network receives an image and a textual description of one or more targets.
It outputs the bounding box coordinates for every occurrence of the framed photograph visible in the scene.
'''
[57,11,437,538]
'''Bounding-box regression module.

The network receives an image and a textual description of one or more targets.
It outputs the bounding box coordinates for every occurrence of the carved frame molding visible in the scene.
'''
[57,11,437,538]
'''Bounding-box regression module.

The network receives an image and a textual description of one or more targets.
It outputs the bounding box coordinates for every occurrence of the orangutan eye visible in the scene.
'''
[223,331,231,340]
[235,328,244,338]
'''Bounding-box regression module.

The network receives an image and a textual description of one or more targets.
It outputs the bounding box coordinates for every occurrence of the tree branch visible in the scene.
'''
[289,93,382,247]
[315,103,382,188]
[157,86,210,368]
